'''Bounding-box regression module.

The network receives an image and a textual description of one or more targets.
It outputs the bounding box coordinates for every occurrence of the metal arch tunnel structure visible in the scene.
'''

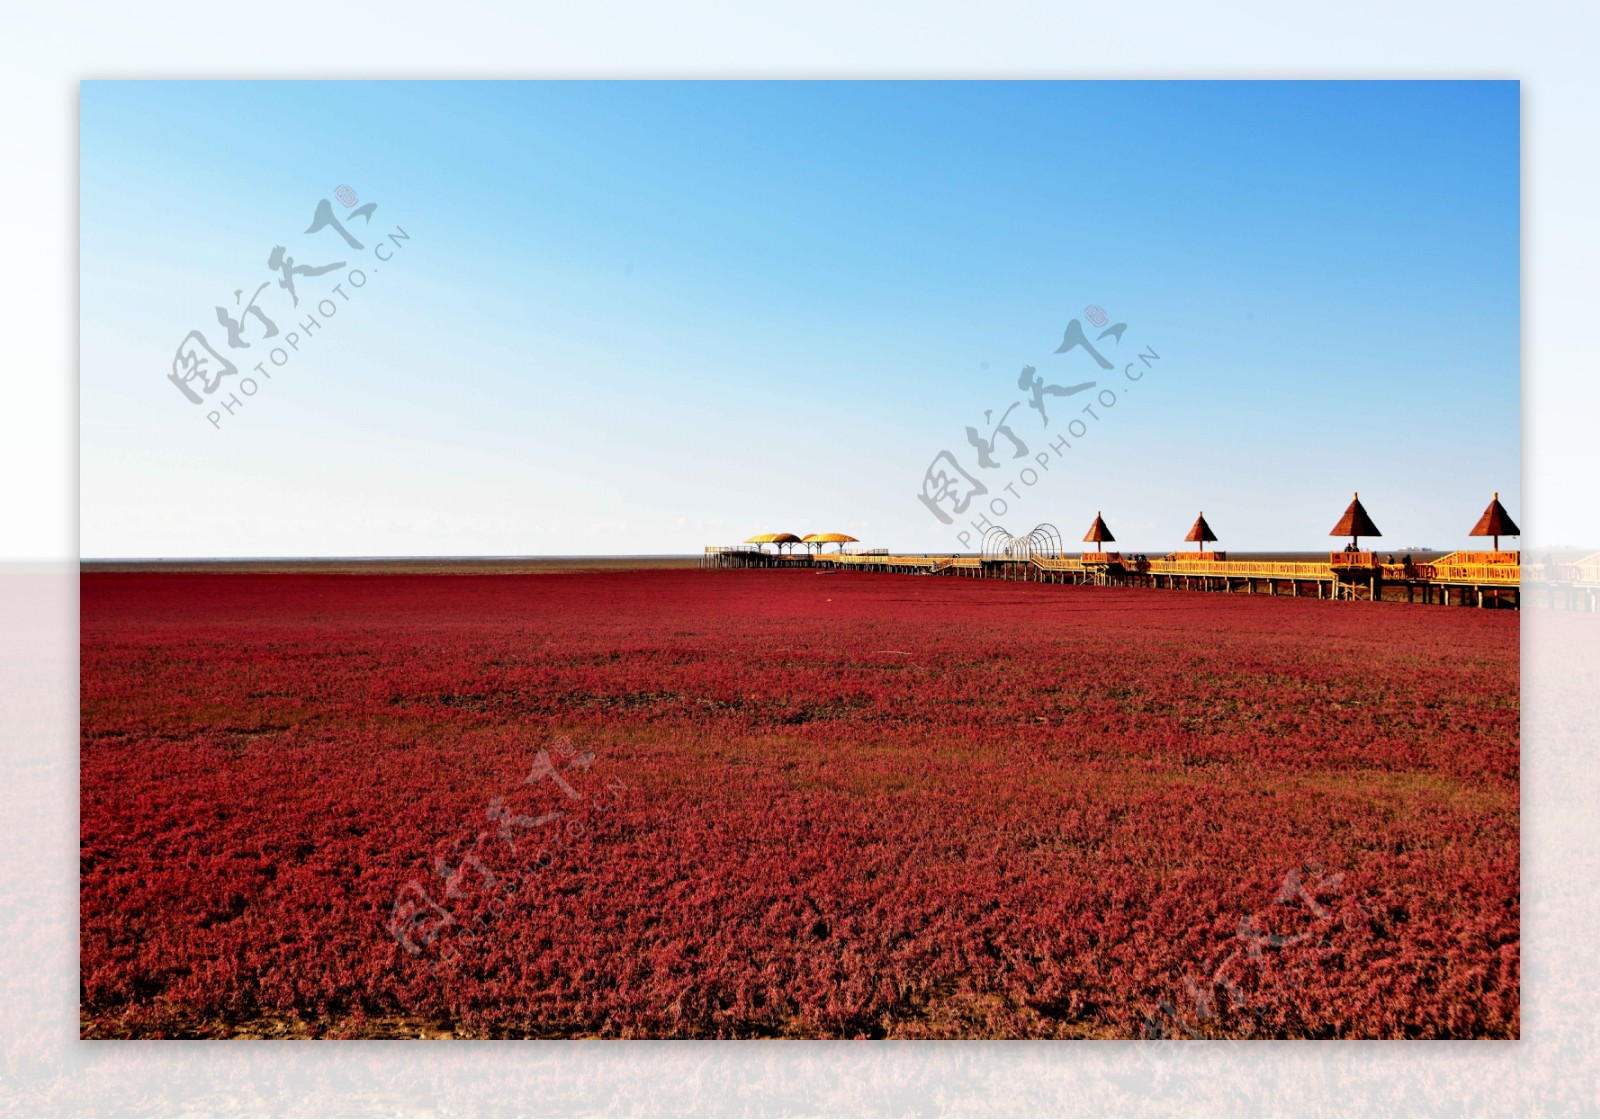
[702,494,1568,610]
[980,523,1063,562]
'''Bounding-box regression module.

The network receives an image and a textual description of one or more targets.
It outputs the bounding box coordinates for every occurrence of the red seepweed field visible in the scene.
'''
[80,568,1519,1039]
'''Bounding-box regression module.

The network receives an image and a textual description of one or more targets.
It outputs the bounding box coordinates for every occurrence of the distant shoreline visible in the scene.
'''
[78,550,1469,575]
[78,556,706,574]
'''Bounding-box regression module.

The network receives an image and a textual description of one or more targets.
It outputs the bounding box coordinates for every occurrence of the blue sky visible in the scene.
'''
[79,80,1519,557]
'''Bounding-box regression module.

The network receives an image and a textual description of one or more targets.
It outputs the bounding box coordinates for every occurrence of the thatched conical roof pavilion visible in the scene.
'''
[1469,492,1520,551]
[1330,492,1381,549]
[1185,512,1218,550]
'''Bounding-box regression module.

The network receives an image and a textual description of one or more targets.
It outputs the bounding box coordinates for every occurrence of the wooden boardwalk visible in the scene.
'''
[700,546,1581,610]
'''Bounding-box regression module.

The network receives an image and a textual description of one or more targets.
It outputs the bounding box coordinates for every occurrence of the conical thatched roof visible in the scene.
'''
[1083,512,1115,544]
[1329,492,1381,539]
[1470,492,1520,539]
[1185,512,1218,544]
[744,532,801,544]
[801,533,858,543]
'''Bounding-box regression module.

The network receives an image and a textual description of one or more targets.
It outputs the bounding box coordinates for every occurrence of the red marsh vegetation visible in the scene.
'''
[80,569,1518,1038]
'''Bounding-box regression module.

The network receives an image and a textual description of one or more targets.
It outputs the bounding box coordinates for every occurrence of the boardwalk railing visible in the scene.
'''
[1415,552,1521,586]
[1521,554,1600,584]
[702,542,1549,606]
[1033,556,1087,572]
[1144,558,1330,580]
[826,553,961,572]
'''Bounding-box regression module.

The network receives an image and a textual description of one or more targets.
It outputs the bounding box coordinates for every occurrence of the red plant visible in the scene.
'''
[80,570,1519,1038]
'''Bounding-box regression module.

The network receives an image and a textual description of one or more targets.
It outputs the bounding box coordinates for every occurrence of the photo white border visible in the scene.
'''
[5,1,1596,1114]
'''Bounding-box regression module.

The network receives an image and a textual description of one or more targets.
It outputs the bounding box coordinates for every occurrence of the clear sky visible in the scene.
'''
[79,80,1519,557]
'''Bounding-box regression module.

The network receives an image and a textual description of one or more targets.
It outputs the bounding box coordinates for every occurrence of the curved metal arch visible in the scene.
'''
[1026,522,1063,559]
[982,522,1067,562]
[981,525,1015,561]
